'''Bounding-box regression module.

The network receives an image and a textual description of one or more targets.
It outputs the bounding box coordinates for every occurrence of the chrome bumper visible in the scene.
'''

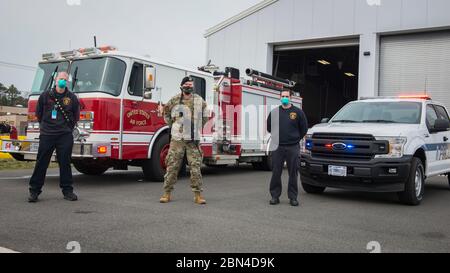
[0,139,111,160]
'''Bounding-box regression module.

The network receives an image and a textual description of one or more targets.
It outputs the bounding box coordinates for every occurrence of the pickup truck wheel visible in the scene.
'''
[73,160,109,176]
[398,158,425,206]
[142,134,170,182]
[301,181,326,194]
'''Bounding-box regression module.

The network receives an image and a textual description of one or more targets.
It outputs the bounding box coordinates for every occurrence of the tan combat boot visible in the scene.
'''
[194,192,206,205]
[159,192,171,203]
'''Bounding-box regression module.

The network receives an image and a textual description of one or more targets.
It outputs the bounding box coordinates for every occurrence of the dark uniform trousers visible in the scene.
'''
[270,143,300,201]
[29,133,74,195]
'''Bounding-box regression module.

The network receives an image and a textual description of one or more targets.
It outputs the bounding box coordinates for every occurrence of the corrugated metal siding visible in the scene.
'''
[379,31,450,109]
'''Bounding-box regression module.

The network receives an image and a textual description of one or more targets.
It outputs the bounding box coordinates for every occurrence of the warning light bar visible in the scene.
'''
[60,50,81,59]
[398,95,431,100]
[42,46,118,61]
[42,53,59,61]
[360,95,432,101]
[79,46,117,56]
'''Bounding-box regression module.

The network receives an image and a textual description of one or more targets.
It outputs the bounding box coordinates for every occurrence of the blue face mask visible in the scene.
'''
[281,97,290,106]
[58,79,67,89]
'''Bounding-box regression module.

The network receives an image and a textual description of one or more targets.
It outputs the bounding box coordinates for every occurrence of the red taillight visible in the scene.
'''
[97,146,108,154]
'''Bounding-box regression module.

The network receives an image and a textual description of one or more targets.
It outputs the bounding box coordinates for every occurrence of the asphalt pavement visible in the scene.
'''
[0,165,449,253]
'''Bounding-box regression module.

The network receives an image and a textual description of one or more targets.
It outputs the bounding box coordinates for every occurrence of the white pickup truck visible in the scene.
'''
[300,96,450,205]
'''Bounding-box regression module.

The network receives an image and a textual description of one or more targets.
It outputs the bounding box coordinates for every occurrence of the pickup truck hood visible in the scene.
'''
[308,123,420,138]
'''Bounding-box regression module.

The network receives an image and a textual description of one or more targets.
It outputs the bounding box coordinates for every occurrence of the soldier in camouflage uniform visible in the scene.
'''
[159,76,209,205]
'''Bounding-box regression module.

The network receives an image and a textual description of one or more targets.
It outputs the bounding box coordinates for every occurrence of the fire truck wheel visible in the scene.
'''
[251,162,264,170]
[252,155,272,171]
[205,164,228,168]
[73,160,110,176]
[10,153,26,162]
[143,134,170,182]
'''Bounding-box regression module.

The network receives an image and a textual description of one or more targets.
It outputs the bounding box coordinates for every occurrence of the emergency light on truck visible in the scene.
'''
[42,46,117,61]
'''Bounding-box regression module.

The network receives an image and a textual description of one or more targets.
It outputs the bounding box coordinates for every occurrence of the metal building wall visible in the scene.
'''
[206,0,450,98]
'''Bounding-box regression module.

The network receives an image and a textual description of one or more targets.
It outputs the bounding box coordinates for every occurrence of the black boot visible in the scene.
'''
[63,192,78,201]
[28,192,39,203]
[270,198,280,205]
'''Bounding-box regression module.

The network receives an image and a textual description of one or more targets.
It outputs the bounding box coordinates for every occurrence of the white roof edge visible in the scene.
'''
[204,0,279,38]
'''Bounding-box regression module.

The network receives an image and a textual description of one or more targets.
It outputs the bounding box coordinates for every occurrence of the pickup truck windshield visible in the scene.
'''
[332,101,422,124]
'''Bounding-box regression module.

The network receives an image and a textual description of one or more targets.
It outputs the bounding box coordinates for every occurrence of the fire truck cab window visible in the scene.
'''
[31,61,70,94]
[69,57,126,97]
[128,62,144,97]
[191,76,206,100]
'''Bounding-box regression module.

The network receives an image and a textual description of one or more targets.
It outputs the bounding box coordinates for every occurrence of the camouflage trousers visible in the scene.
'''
[163,140,203,193]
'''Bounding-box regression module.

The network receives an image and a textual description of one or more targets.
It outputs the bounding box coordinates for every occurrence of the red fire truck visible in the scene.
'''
[0,46,302,181]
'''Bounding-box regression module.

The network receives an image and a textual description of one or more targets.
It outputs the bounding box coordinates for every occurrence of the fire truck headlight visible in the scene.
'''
[73,127,90,141]
[73,127,81,140]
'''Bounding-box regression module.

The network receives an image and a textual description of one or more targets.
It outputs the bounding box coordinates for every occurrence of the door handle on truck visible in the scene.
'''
[444,136,449,142]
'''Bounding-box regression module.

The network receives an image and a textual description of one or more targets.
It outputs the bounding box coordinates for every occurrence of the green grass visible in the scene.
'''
[0,159,58,171]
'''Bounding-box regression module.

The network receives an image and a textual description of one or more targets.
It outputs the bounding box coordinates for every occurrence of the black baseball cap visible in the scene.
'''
[181,76,193,86]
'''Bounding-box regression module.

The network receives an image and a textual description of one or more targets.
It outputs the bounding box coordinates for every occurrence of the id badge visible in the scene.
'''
[51,109,57,120]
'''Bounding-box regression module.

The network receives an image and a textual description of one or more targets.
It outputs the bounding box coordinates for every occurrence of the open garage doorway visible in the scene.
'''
[273,45,359,126]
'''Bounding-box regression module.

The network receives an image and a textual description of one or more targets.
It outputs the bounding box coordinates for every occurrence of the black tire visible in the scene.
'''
[73,160,109,176]
[251,162,264,170]
[10,153,26,162]
[142,134,170,182]
[206,164,228,168]
[447,174,450,189]
[301,181,326,194]
[252,155,273,171]
[263,154,273,171]
[398,158,425,206]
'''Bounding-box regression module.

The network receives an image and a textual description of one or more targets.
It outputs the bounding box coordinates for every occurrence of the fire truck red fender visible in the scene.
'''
[147,125,170,159]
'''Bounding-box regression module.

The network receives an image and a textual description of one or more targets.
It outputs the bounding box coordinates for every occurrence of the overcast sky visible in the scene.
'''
[0,0,261,91]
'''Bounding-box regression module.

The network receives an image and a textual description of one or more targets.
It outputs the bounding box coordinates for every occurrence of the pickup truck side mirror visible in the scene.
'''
[430,118,450,133]
[321,118,330,123]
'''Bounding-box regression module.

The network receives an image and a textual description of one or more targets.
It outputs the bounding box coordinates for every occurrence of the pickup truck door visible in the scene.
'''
[425,104,450,176]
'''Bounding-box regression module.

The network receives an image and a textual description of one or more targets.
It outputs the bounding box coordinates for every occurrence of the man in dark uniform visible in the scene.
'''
[28,72,80,203]
[267,89,308,206]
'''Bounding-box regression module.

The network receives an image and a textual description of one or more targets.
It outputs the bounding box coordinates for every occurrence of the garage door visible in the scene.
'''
[379,31,450,109]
